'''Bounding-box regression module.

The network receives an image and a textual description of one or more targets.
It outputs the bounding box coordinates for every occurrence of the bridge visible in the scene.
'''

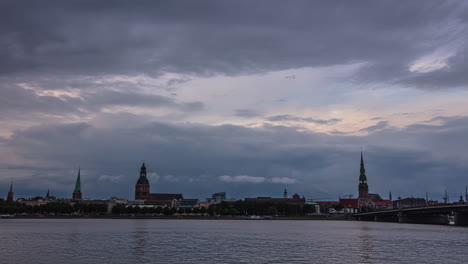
[354,204,468,226]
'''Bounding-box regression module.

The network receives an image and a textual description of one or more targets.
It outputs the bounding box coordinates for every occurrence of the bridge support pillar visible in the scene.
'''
[454,213,468,226]
[398,214,449,225]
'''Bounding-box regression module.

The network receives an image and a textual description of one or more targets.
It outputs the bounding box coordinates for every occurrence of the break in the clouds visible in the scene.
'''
[266,115,341,125]
[1,1,468,201]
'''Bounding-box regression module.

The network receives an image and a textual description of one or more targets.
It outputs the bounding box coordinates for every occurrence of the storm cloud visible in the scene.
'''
[0,1,467,88]
[2,115,467,201]
[1,1,468,201]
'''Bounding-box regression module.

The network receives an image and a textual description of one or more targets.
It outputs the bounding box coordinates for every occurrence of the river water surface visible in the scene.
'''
[0,219,467,264]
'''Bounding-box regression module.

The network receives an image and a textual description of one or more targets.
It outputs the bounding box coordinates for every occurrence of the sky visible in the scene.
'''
[1,0,468,201]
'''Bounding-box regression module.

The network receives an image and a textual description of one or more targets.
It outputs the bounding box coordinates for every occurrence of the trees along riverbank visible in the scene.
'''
[112,200,315,217]
[0,201,107,215]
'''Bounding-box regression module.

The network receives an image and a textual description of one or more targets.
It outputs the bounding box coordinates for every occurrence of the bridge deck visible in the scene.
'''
[355,204,468,216]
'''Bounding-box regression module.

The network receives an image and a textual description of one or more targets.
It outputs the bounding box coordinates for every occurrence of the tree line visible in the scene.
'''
[112,200,315,216]
[0,201,107,215]
[1,200,316,216]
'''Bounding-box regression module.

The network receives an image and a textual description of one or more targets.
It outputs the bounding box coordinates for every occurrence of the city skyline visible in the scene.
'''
[1,1,468,201]
[3,152,466,202]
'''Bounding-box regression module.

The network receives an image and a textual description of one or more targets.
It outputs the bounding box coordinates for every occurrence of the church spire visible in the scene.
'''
[74,168,81,193]
[359,151,367,183]
[72,168,82,200]
[7,181,13,202]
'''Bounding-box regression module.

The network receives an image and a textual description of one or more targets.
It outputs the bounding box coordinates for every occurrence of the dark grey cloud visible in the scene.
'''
[2,114,468,201]
[267,115,341,125]
[359,121,389,133]
[83,89,204,111]
[234,109,261,118]
[0,82,203,122]
[1,1,467,88]
[0,83,84,119]
[1,1,468,202]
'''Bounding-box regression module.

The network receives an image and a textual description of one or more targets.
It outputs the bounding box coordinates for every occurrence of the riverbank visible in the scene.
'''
[4,214,350,220]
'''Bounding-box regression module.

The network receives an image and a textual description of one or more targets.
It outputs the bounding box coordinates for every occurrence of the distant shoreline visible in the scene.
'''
[3,215,347,221]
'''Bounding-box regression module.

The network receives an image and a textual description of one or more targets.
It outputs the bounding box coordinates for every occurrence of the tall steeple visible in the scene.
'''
[283,188,288,198]
[46,189,50,198]
[6,182,13,202]
[359,151,367,183]
[72,168,82,200]
[135,162,150,200]
[358,151,369,199]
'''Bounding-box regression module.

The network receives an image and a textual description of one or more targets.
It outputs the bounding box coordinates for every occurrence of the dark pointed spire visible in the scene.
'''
[46,189,50,198]
[283,188,288,198]
[359,151,367,182]
[389,191,392,201]
[74,168,81,193]
[7,181,13,202]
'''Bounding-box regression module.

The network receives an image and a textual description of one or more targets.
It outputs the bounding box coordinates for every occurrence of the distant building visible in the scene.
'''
[75,198,127,214]
[393,197,426,208]
[177,199,199,208]
[356,151,392,209]
[6,182,14,202]
[72,168,82,200]
[315,201,340,214]
[245,190,305,206]
[17,197,50,207]
[305,201,321,215]
[134,163,184,208]
[206,192,226,204]
[145,193,184,208]
[198,202,210,208]
[318,152,393,213]
[45,189,56,201]
[135,163,150,200]
[339,198,359,213]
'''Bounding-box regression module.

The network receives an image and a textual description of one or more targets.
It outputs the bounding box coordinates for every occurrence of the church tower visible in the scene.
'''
[72,168,82,200]
[358,151,369,199]
[6,182,13,202]
[135,163,150,200]
[283,188,288,198]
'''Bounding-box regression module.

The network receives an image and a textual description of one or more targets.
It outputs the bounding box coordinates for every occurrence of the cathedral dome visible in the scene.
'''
[137,176,149,185]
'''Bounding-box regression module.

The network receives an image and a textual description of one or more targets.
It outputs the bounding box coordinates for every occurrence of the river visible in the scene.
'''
[0,219,466,264]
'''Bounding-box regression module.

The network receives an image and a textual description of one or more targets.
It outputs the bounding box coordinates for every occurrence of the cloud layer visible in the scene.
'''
[1,1,468,201]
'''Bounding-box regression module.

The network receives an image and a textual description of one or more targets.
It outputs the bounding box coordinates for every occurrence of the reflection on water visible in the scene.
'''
[358,223,371,264]
[0,219,467,264]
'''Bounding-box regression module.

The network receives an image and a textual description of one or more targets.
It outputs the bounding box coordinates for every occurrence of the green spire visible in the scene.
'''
[74,168,81,193]
[359,151,367,182]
